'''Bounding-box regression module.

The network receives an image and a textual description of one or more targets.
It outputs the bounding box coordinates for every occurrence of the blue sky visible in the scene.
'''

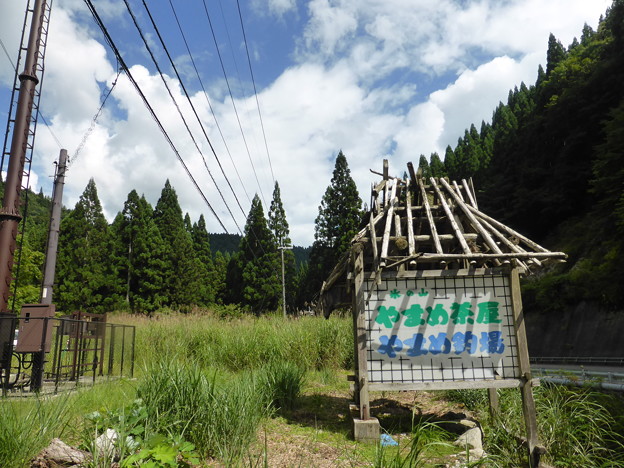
[0,0,612,246]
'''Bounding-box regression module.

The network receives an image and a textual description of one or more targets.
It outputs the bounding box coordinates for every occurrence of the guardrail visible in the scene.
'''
[532,367,624,392]
[531,356,624,366]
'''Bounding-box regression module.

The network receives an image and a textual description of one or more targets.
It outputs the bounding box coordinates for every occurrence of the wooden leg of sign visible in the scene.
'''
[510,268,542,467]
[352,248,370,420]
[350,248,380,442]
[487,387,500,420]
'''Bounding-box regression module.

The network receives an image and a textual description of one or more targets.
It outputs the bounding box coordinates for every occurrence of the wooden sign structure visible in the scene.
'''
[318,161,566,466]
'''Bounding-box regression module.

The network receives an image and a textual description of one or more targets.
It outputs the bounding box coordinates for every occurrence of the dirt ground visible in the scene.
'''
[238,386,474,468]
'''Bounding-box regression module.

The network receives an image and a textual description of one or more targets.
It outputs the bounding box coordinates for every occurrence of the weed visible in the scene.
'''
[258,360,306,411]
[0,395,72,468]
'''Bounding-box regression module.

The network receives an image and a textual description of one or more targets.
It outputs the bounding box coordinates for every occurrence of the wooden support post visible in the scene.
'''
[405,188,416,258]
[488,387,500,420]
[510,268,542,467]
[462,178,478,209]
[430,178,471,255]
[417,178,443,254]
[380,180,397,266]
[352,248,369,420]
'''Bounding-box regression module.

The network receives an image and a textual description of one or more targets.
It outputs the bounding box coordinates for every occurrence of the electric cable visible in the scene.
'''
[235,0,276,185]
[142,0,248,224]
[83,0,229,233]
[166,0,252,207]
[70,67,121,166]
[122,0,242,234]
[200,0,269,209]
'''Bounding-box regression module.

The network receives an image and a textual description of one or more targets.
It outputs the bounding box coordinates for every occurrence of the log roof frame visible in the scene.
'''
[317,160,567,317]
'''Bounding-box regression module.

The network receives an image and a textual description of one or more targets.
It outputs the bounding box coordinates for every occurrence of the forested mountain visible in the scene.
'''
[418,0,624,310]
[209,233,241,255]
[210,232,310,266]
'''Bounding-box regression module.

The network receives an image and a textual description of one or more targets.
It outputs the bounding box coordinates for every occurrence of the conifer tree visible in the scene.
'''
[228,195,280,312]
[306,151,362,301]
[56,179,122,313]
[212,250,229,304]
[268,181,296,312]
[418,155,430,178]
[546,33,567,75]
[429,152,446,178]
[444,145,458,179]
[191,214,216,305]
[153,180,202,309]
[113,190,167,314]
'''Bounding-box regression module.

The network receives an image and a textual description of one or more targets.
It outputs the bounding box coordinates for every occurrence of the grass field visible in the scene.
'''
[1,310,623,467]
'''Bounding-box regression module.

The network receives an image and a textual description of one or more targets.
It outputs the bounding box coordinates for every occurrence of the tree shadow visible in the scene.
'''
[278,393,470,438]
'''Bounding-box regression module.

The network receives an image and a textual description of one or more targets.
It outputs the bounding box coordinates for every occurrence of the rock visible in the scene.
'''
[439,418,479,434]
[453,427,483,451]
[95,428,119,460]
[31,438,89,467]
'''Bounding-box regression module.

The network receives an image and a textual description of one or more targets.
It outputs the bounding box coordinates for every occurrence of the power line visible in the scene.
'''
[200,0,269,209]
[166,0,253,207]
[82,0,229,233]
[148,2,275,269]
[235,0,276,185]
[70,67,121,166]
[143,0,248,225]
[121,0,243,234]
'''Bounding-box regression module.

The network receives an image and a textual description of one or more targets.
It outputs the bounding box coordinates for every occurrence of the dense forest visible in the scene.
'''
[5,0,624,315]
[417,0,624,311]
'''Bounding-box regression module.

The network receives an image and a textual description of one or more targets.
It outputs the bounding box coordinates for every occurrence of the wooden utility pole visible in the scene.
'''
[41,149,68,304]
[278,244,292,317]
[0,0,48,313]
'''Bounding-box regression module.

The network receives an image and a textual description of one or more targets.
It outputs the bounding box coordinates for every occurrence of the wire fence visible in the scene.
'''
[0,314,135,395]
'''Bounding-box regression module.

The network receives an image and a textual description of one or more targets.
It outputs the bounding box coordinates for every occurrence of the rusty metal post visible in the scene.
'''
[0,0,48,314]
[41,149,68,304]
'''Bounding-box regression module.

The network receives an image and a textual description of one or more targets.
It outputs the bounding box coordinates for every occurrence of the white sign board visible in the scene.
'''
[364,273,520,385]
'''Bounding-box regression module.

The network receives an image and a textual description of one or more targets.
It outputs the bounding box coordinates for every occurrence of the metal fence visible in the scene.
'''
[531,356,624,366]
[0,313,135,395]
[532,367,624,392]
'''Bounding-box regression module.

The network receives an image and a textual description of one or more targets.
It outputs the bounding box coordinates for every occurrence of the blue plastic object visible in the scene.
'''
[380,433,398,446]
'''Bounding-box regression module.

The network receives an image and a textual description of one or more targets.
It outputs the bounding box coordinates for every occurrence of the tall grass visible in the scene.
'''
[0,396,72,468]
[444,384,624,467]
[125,313,353,373]
[137,359,271,464]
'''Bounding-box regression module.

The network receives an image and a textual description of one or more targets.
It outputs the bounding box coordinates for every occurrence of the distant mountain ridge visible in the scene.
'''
[209,232,310,266]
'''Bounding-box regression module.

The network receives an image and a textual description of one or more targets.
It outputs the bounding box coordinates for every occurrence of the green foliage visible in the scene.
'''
[56,179,123,313]
[113,190,167,314]
[122,435,200,468]
[268,182,296,312]
[488,384,624,467]
[137,359,269,463]
[0,397,72,468]
[305,151,362,304]
[257,360,306,411]
[227,195,281,313]
[374,422,453,468]
[444,384,624,467]
[83,398,201,467]
[191,214,216,305]
[133,313,353,373]
[153,181,203,309]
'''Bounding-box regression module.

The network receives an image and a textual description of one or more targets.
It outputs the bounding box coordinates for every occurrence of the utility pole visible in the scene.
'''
[41,149,68,304]
[278,244,292,318]
[0,0,48,313]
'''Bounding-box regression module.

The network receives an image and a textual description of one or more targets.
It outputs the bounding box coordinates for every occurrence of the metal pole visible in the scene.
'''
[41,149,67,304]
[0,0,48,313]
[278,244,292,317]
